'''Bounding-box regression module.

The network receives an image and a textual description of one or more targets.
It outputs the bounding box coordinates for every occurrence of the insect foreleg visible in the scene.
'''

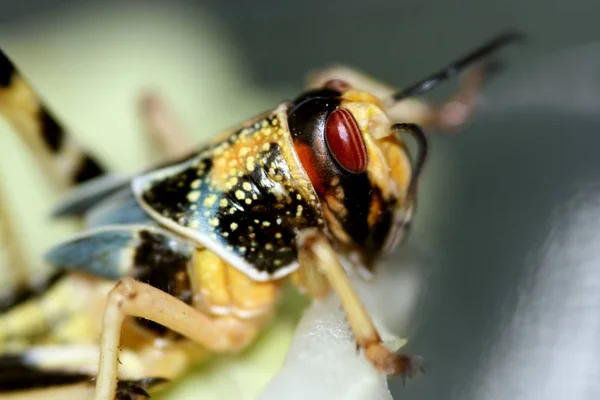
[95,277,264,400]
[294,228,424,380]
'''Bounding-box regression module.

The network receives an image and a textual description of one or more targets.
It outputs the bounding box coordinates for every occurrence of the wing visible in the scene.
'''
[50,173,134,218]
[83,188,154,228]
[44,225,194,280]
[50,151,201,218]
[132,104,327,281]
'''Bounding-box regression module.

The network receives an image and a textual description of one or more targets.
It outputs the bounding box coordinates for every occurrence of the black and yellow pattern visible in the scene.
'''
[134,104,326,279]
[0,49,105,190]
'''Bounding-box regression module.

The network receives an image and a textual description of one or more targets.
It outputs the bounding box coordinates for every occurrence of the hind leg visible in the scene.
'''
[0,344,179,400]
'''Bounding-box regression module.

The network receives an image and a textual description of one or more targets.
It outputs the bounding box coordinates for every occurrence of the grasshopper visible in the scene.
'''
[0,32,521,399]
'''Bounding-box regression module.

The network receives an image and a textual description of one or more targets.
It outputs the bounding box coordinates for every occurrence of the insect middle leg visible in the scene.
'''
[95,277,271,400]
[292,228,423,378]
[138,91,195,160]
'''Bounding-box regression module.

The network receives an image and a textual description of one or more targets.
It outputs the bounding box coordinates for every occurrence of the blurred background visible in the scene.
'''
[1,0,600,399]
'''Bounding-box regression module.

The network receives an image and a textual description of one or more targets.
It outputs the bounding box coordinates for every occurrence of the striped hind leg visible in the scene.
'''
[0,345,171,400]
[0,50,107,191]
[0,48,196,310]
[0,49,196,191]
[0,48,109,301]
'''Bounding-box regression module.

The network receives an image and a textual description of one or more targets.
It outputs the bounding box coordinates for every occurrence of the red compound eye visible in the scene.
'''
[325,108,368,173]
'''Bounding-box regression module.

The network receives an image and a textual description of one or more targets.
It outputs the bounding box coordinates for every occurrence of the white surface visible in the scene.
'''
[261,248,427,400]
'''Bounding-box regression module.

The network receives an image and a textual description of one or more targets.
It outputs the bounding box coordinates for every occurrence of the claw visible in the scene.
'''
[364,342,425,381]
[115,377,168,400]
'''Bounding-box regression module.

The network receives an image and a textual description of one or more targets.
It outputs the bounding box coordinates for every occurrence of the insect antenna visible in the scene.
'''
[392,31,524,102]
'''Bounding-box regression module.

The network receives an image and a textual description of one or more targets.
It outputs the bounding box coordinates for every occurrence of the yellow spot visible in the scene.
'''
[191,179,201,189]
[275,232,282,239]
[276,218,282,225]
[189,220,200,229]
[239,147,250,157]
[262,221,271,227]
[265,243,273,250]
[229,208,237,214]
[187,191,201,202]
[235,190,245,200]
[209,218,219,227]
[262,142,271,151]
[203,194,218,207]
[230,222,238,231]
[243,182,252,191]
[245,198,252,205]
[246,156,256,171]
[220,198,228,207]
[296,205,303,217]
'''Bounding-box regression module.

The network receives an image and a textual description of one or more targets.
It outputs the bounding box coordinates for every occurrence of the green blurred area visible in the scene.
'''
[0,2,307,398]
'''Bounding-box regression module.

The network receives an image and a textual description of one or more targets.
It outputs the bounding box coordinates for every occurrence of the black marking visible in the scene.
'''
[0,271,65,313]
[364,186,395,266]
[0,49,15,88]
[0,354,91,392]
[287,90,374,247]
[132,230,193,336]
[39,108,65,153]
[73,155,106,184]
[216,146,321,273]
[141,158,213,223]
[116,377,168,400]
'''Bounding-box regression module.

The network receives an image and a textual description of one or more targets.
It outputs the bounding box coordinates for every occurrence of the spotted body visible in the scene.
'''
[134,104,326,279]
[0,32,522,400]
